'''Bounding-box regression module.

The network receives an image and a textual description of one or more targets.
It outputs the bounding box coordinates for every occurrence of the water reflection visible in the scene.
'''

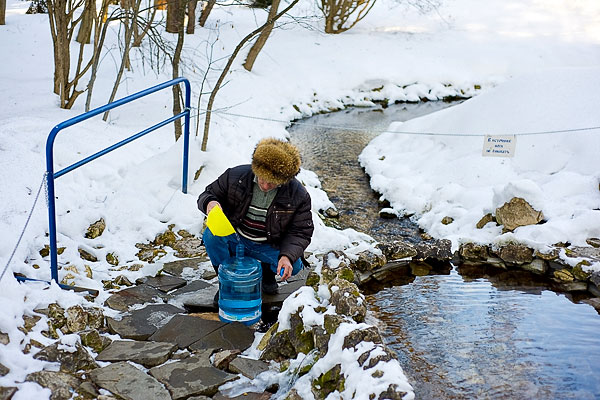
[367,267,600,399]
[289,103,600,399]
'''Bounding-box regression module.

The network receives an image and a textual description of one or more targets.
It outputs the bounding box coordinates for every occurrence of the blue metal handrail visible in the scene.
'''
[40,77,191,286]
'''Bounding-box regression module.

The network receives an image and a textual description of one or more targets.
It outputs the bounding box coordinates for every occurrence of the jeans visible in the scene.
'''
[202,228,303,276]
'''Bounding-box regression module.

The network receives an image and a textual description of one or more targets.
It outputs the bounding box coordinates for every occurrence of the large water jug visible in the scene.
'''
[218,243,262,325]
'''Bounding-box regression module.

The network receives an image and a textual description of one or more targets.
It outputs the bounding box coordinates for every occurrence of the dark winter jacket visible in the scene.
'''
[197,165,314,263]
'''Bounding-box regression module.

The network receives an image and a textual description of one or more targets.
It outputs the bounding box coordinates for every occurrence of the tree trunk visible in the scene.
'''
[243,0,281,71]
[166,0,181,33]
[186,0,197,34]
[76,0,95,44]
[202,0,300,151]
[0,0,6,25]
[171,0,185,141]
[198,0,215,27]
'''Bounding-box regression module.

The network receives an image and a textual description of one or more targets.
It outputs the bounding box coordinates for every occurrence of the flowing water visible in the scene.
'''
[288,103,600,399]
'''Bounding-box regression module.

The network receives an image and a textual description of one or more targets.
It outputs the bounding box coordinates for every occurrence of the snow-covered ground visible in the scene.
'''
[1,0,599,397]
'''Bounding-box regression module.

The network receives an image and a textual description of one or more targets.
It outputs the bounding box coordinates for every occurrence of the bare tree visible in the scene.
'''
[46,0,109,109]
[242,0,281,71]
[319,0,376,33]
[170,0,186,140]
[201,0,300,150]
[133,0,159,47]
[186,0,197,33]
[198,0,215,27]
[76,0,95,43]
[0,0,6,25]
[166,0,181,32]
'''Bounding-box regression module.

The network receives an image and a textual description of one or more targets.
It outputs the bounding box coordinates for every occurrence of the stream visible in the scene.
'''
[288,103,600,399]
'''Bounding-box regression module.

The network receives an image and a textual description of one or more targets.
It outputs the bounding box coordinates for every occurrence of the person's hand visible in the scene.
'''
[206,200,221,215]
[277,256,293,281]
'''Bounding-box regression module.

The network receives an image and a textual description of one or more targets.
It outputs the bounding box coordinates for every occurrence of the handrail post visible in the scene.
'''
[42,78,191,285]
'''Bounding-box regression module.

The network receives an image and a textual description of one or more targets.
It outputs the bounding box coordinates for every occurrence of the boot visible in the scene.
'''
[261,262,278,295]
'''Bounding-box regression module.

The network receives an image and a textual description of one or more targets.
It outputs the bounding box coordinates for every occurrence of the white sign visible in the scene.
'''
[482,135,516,157]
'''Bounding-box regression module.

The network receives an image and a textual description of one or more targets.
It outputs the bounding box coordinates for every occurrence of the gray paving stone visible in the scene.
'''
[96,340,177,368]
[148,314,226,349]
[189,322,254,352]
[162,257,208,277]
[105,284,168,312]
[90,361,171,400]
[262,267,309,306]
[136,275,187,293]
[149,353,238,399]
[106,304,183,340]
[228,357,271,380]
[170,281,217,311]
[213,392,272,400]
[0,387,17,400]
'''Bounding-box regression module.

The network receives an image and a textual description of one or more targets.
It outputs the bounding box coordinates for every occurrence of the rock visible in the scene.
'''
[136,275,187,293]
[76,381,99,399]
[582,298,600,312]
[135,244,167,263]
[87,308,105,330]
[498,244,534,264]
[414,239,452,261]
[188,321,254,352]
[375,241,417,261]
[0,387,17,400]
[305,270,320,287]
[329,278,366,323]
[495,197,544,232]
[459,243,489,261]
[172,237,205,258]
[106,304,183,340]
[149,354,238,399]
[377,384,409,400]
[351,250,386,272]
[379,208,398,219]
[154,230,177,247]
[161,257,208,277]
[441,216,453,225]
[573,264,592,281]
[201,269,218,280]
[520,259,547,275]
[212,350,240,370]
[260,329,296,362]
[66,305,88,333]
[587,238,600,248]
[105,284,168,312]
[96,340,177,368]
[311,364,344,399]
[336,265,355,283]
[535,248,560,261]
[0,332,8,345]
[79,330,112,353]
[228,357,270,380]
[78,248,98,262]
[553,269,574,282]
[565,246,600,262]
[288,309,314,355]
[106,253,119,266]
[342,326,382,350]
[410,262,431,276]
[25,370,81,400]
[34,342,98,373]
[0,363,8,377]
[476,213,495,229]
[85,218,106,239]
[555,281,588,292]
[148,314,225,349]
[357,346,397,369]
[312,326,330,357]
[90,361,171,400]
[19,315,41,335]
[323,207,339,218]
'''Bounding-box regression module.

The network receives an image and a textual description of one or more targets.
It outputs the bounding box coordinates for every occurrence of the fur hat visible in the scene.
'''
[251,138,301,185]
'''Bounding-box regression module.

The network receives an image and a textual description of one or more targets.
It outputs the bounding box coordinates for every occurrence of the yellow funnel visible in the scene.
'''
[206,206,236,237]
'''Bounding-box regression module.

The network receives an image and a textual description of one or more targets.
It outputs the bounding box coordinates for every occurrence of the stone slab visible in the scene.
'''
[90,361,170,400]
[96,340,178,368]
[162,257,208,277]
[173,281,218,311]
[148,314,226,349]
[149,353,238,399]
[228,357,271,380]
[105,284,167,312]
[107,304,183,340]
[214,392,272,400]
[0,387,17,400]
[262,267,309,306]
[136,275,187,293]
[25,370,81,400]
[188,322,254,352]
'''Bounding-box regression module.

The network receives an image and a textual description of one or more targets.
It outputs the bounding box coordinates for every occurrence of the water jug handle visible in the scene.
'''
[236,243,244,259]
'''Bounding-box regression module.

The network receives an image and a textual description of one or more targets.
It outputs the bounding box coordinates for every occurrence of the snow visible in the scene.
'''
[1,0,600,397]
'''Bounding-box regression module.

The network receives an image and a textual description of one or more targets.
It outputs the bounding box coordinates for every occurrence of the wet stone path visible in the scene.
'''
[93,257,311,400]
